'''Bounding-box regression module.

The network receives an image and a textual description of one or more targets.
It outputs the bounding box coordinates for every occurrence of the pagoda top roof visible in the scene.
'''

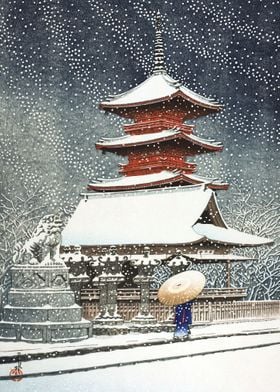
[62,185,272,247]
[100,12,222,117]
[96,127,223,151]
[88,170,228,191]
[100,73,222,112]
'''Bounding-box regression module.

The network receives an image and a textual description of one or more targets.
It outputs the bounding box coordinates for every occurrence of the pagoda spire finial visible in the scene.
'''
[152,10,166,75]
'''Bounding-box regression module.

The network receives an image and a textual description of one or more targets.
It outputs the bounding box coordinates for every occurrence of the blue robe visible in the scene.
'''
[174,301,193,338]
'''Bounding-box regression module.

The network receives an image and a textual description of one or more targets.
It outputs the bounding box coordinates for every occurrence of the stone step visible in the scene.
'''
[2,305,82,323]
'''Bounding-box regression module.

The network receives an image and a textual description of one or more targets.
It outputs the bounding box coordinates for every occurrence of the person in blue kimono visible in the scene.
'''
[174,301,193,339]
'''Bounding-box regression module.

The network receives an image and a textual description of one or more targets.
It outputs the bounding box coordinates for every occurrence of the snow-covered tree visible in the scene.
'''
[0,185,46,284]
[222,187,280,300]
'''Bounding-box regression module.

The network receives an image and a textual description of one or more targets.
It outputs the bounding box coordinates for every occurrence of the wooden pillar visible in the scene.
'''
[139,279,151,317]
[226,260,232,288]
[98,282,108,317]
[107,281,118,317]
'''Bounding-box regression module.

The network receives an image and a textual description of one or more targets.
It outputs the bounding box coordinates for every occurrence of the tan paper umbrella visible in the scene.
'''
[157,270,206,306]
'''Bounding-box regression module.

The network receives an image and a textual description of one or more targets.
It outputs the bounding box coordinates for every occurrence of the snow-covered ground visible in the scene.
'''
[0,343,279,392]
[1,330,279,374]
[0,319,279,391]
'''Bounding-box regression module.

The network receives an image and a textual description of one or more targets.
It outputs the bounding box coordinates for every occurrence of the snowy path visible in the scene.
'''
[0,319,279,361]
[3,345,275,392]
[0,320,279,391]
[0,330,279,380]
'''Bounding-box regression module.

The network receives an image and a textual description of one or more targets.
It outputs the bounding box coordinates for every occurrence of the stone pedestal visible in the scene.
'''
[91,246,127,327]
[61,245,90,305]
[131,277,157,324]
[94,275,125,325]
[130,247,161,325]
[0,264,92,343]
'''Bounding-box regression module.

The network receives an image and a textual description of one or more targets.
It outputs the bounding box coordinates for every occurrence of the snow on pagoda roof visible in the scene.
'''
[62,185,211,246]
[96,128,223,151]
[186,173,228,188]
[88,170,228,191]
[100,73,222,110]
[193,223,273,247]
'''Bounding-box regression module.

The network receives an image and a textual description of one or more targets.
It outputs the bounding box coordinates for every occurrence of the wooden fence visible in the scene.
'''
[207,300,280,322]
[82,300,280,323]
[81,287,247,302]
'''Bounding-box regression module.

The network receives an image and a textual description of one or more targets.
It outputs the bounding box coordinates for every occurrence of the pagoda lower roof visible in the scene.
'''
[62,185,272,247]
[87,170,229,191]
[100,73,222,112]
[96,128,223,151]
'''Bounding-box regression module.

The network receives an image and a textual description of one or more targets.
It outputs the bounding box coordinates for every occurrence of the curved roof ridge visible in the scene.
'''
[100,72,221,110]
[96,128,223,151]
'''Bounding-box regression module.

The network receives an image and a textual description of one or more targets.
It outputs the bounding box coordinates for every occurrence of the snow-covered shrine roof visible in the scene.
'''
[100,73,222,111]
[96,128,223,151]
[193,223,272,247]
[62,185,272,247]
[184,253,255,262]
[88,170,228,191]
[62,185,211,246]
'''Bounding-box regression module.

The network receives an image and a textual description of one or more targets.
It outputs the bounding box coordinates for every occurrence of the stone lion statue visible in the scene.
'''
[13,214,64,265]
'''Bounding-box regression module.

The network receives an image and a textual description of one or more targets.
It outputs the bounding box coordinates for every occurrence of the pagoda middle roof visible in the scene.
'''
[96,128,223,151]
[100,73,222,111]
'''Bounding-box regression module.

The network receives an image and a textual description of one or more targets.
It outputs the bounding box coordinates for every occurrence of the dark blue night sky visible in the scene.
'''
[0,0,279,211]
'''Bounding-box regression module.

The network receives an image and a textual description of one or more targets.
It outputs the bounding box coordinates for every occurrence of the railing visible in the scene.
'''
[82,298,280,323]
[208,300,280,322]
[123,119,193,134]
[81,287,247,302]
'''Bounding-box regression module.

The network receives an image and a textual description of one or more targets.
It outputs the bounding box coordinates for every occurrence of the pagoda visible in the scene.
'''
[62,12,272,328]
[90,13,228,192]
